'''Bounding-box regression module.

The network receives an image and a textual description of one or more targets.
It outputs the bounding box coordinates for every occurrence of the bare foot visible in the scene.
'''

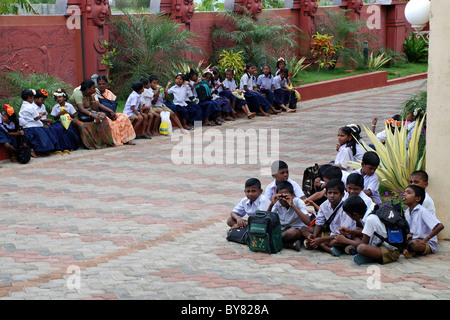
[403,249,415,259]
[247,112,256,119]
[287,108,296,113]
[31,150,38,158]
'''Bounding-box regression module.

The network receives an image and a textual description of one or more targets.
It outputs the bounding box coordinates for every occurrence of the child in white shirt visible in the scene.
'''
[353,151,381,204]
[409,170,436,216]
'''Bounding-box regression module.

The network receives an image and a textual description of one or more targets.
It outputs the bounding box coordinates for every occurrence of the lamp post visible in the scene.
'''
[404,0,431,42]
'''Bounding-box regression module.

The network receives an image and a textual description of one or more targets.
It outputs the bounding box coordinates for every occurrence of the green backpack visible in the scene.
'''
[247,211,283,254]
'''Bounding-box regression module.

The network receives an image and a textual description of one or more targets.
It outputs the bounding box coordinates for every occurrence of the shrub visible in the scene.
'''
[403,32,428,63]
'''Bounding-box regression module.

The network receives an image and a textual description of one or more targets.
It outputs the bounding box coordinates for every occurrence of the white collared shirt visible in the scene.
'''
[354,168,381,204]
[362,214,398,250]
[51,102,77,117]
[316,199,355,235]
[405,204,441,252]
[232,194,271,218]
[19,101,43,128]
[271,197,309,229]
[264,178,305,200]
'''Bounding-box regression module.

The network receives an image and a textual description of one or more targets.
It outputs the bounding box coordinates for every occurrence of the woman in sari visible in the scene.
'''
[94,75,136,146]
[69,79,115,149]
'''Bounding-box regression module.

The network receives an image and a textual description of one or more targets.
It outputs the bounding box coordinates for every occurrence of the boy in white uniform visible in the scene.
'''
[409,170,436,216]
[353,151,381,204]
[264,160,305,201]
[227,178,271,231]
[402,185,444,258]
[269,181,311,251]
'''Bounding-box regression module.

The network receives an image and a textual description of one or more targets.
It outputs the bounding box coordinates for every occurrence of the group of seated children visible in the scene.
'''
[227,157,444,265]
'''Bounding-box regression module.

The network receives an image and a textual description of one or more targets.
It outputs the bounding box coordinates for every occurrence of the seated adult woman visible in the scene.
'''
[69,79,115,149]
[94,75,136,146]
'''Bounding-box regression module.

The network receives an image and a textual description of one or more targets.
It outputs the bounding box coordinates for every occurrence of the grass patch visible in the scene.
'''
[295,62,428,85]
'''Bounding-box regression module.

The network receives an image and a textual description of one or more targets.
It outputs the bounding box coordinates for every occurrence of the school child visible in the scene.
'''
[239,63,273,117]
[222,69,256,119]
[275,57,301,105]
[0,104,25,162]
[345,173,376,222]
[352,206,402,265]
[301,179,355,255]
[140,77,161,136]
[211,67,235,121]
[33,89,53,127]
[402,185,444,258]
[409,170,436,216]
[49,88,79,154]
[227,178,271,231]
[272,68,296,112]
[264,160,305,201]
[167,73,202,130]
[256,64,281,114]
[405,107,425,146]
[148,75,186,133]
[371,114,401,144]
[332,124,361,172]
[268,181,311,251]
[123,82,151,139]
[332,194,368,256]
[188,68,201,101]
[353,151,381,205]
[19,89,57,156]
[194,70,221,126]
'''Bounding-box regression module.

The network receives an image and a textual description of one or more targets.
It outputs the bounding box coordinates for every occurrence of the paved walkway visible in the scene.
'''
[0,79,448,302]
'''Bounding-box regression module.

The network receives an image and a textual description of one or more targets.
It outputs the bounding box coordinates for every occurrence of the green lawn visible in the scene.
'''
[294,62,428,85]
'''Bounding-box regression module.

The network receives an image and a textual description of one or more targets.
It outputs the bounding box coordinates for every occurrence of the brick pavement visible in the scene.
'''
[0,79,449,303]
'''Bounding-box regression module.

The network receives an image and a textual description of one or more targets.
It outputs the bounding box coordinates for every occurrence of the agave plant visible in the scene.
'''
[284,56,311,86]
[347,115,426,194]
[367,52,392,70]
[109,11,202,99]
[403,32,428,63]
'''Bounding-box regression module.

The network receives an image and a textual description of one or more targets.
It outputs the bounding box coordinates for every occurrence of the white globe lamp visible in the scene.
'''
[405,0,431,33]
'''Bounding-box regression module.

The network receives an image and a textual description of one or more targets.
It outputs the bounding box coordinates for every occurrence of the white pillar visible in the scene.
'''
[426,0,450,239]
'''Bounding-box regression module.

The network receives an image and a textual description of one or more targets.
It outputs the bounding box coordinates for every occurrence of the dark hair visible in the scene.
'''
[225,69,235,76]
[325,179,345,194]
[97,75,109,83]
[132,81,144,92]
[140,77,150,85]
[276,59,285,69]
[410,170,428,183]
[406,185,425,205]
[278,67,289,75]
[80,79,95,92]
[362,151,380,167]
[343,194,367,216]
[323,166,342,181]
[339,124,361,156]
[2,108,20,131]
[261,64,272,78]
[35,89,48,99]
[148,75,158,83]
[244,63,256,79]
[189,68,199,79]
[346,173,364,188]
[271,160,288,174]
[277,181,294,194]
[317,164,332,180]
[21,89,35,100]
[245,178,261,189]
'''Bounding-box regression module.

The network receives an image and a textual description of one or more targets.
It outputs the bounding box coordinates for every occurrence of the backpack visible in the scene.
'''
[371,205,410,250]
[301,163,330,198]
[195,81,212,102]
[247,211,283,254]
[16,135,31,164]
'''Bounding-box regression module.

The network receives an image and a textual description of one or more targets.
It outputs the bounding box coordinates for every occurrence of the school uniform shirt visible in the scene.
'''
[423,192,436,216]
[360,192,376,225]
[34,103,48,121]
[150,87,164,107]
[335,144,353,171]
[232,194,271,218]
[222,78,238,91]
[239,73,256,91]
[355,143,365,161]
[141,88,154,108]
[405,204,441,252]
[168,84,190,107]
[362,214,398,250]
[271,197,308,229]
[353,168,381,204]
[189,80,198,97]
[256,75,274,89]
[264,178,305,200]
[51,102,77,117]
[316,199,355,235]
[19,101,43,128]
[272,75,287,90]
[123,91,141,117]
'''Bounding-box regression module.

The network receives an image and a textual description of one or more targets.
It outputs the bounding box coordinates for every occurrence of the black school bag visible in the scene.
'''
[194,81,213,103]
[371,205,410,251]
[247,211,283,254]
[16,135,31,164]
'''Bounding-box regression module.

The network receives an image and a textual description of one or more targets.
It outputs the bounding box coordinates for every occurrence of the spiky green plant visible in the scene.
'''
[216,50,246,85]
[347,116,426,194]
[109,11,202,99]
[403,32,428,63]
[210,7,301,68]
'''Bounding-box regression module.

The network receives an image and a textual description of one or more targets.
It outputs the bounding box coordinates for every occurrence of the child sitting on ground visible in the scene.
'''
[268,181,311,251]
[402,185,444,258]
[227,178,271,231]
[409,170,436,216]
[353,151,381,204]
[301,179,355,255]
[264,160,305,201]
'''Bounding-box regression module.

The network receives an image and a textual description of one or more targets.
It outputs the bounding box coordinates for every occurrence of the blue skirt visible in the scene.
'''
[0,128,11,144]
[244,91,271,113]
[274,89,294,106]
[199,100,220,122]
[49,121,79,151]
[23,126,58,152]
[176,102,203,123]
[214,96,232,113]
[258,88,276,105]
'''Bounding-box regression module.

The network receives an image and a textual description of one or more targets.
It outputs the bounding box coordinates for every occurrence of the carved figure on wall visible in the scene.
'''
[302,0,318,17]
[246,0,262,17]
[90,0,111,26]
[347,0,364,15]
[173,0,195,24]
